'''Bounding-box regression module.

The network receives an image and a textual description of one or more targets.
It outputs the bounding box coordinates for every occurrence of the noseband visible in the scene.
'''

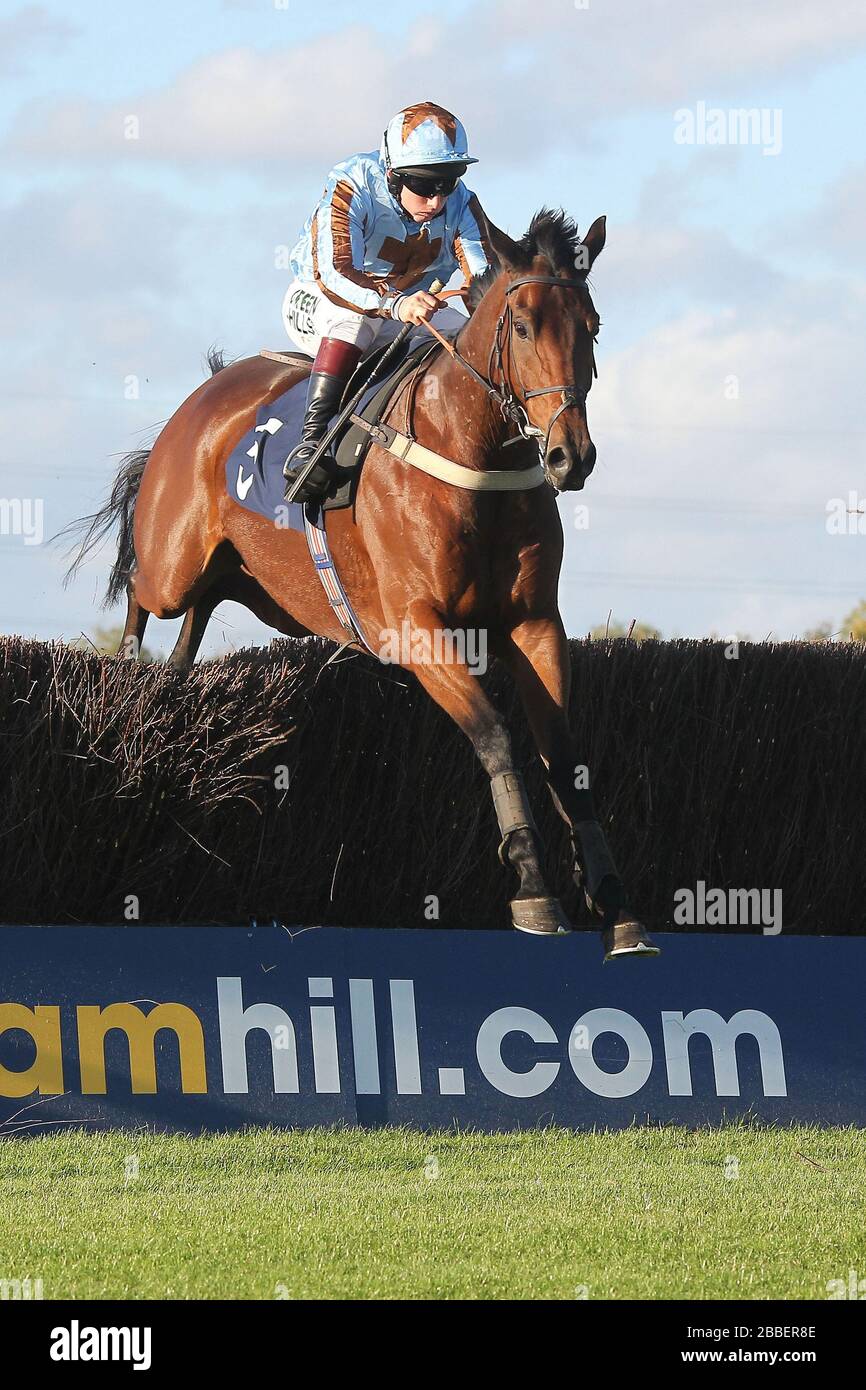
[449,274,596,458]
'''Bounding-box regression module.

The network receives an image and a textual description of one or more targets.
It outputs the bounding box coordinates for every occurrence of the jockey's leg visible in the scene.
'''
[281,280,382,503]
[282,337,365,501]
[280,281,469,501]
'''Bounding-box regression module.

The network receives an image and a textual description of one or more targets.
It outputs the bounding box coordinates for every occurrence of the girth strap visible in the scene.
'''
[303,507,379,658]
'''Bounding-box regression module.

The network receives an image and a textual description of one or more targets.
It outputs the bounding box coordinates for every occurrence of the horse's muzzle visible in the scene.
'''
[545,441,596,492]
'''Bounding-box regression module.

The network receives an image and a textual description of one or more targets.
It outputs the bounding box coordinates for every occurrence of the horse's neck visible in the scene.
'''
[419,284,510,466]
[452,279,505,381]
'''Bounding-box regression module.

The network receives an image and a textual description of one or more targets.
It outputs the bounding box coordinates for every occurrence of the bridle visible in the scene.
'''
[446,273,597,458]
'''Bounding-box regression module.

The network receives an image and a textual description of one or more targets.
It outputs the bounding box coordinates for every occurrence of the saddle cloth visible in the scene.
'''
[224,330,438,526]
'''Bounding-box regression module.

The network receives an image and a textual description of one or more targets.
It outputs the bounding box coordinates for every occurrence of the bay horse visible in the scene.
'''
[66,208,659,959]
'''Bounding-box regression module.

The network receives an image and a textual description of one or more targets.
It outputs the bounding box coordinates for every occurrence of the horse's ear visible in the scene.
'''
[575,215,606,276]
[478,209,523,272]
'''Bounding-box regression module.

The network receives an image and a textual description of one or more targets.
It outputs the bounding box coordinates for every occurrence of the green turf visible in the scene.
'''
[1,1126,864,1300]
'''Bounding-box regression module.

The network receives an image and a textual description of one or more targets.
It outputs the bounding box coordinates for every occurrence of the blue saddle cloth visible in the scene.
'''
[225,374,316,533]
[224,332,432,530]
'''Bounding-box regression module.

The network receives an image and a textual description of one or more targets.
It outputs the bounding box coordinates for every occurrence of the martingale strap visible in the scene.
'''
[349,414,546,491]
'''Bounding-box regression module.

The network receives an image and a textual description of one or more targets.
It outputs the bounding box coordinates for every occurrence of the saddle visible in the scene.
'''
[255,334,440,513]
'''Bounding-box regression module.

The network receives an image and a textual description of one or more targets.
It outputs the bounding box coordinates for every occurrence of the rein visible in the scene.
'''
[428,274,594,457]
[347,272,596,495]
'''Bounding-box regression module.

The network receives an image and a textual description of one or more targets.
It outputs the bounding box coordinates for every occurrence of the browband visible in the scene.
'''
[506,275,587,292]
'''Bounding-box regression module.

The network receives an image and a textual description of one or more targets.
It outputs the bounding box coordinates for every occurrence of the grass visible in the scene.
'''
[1,1125,865,1300]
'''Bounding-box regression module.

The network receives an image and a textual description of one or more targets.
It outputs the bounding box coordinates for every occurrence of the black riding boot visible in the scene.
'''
[283,338,362,503]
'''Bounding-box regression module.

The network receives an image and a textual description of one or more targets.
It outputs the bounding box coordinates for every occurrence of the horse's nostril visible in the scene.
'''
[546,446,569,473]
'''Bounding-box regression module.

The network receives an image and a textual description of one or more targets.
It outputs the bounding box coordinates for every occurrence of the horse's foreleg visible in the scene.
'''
[404,602,570,934]
[501,617,659,958]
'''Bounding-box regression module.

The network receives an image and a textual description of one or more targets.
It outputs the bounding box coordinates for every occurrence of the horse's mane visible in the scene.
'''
[466,207,586,313]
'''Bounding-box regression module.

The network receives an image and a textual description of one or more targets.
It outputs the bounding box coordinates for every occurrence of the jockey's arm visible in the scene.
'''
[452,190,493,283]
[312,174,390,317]
[394,289,444,325]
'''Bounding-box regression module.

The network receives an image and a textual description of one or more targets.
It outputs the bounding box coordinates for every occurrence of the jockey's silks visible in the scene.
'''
[289,151,491,316]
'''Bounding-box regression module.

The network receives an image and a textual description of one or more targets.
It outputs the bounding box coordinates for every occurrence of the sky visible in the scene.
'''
[0,0,864,656]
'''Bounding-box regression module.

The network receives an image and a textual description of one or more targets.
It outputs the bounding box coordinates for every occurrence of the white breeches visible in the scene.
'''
[281,279,467,357]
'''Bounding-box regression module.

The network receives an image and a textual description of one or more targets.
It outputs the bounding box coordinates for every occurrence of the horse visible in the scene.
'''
[65,208,659,959]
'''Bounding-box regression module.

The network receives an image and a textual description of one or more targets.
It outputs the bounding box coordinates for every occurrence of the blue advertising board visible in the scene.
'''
[1,926,864,1133]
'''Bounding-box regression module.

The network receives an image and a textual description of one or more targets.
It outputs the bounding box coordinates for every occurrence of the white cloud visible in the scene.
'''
[5,0,866,167]
[4,28,404,167]
[0,4,79,78]
[601,222,783,312]
[560,216,866,637]
[593,284,865,501]
[0,180,183,305]
[779,160,866,269]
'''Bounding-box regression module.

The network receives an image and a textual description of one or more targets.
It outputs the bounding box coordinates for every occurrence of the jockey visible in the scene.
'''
[282,101,491,501]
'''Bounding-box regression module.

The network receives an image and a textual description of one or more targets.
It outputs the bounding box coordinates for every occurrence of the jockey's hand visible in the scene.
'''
[398,290,443,325]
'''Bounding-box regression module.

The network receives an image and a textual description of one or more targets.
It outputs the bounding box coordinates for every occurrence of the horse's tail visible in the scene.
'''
[60,349,228,607]
[61,345,229,607]
[60,446,151,608]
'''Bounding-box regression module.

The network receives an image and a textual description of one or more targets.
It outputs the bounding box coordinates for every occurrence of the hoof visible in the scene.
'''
[603,917,664,961]
[511,896,572,936]
[602,914,661,961]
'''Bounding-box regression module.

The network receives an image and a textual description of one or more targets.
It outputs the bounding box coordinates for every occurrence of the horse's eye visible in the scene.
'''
[513,320,529,339]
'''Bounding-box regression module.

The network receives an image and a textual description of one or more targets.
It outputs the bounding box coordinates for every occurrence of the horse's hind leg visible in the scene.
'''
[403,600,570,935]
[168,587,222,671]
[117,577,150,660]
[212,569,312,640]
[500,616,659,959]
[168,568,312,669]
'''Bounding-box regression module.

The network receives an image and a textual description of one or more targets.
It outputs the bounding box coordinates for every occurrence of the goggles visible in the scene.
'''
[397,171,460,198]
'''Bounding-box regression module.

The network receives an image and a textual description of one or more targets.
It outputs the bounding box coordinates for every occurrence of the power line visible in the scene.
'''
[0,546,60,557]
[1,466,858,524]
[598,421,866,438]
[0,389,864,437]
[563,571,863,597]
[0,390,186,406]
[583,494,830,519]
